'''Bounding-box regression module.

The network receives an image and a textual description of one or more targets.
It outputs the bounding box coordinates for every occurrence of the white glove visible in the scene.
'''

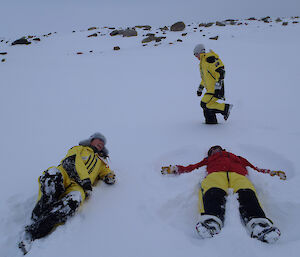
[161,165,179,175]
[103,172,116,184]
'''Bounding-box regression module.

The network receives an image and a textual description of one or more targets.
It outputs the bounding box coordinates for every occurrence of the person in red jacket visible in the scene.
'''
[161,145,286,243]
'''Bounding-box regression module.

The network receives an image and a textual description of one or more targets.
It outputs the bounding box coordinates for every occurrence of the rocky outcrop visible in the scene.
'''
[170,22,185,31]
[11,37,31,45]
[142,34,166,43]
[110,28,137,37]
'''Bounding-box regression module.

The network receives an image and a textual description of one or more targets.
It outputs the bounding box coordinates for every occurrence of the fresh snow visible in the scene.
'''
[1,4,300,257]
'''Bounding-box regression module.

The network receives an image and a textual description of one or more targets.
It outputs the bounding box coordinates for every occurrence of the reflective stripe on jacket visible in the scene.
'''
[59,145,112,185]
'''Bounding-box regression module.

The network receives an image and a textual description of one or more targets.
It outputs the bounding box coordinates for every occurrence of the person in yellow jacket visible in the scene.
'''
[18,132,116,255]
[194,44,233,124]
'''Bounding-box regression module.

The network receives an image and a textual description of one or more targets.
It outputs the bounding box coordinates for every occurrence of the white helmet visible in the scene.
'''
[79,132,109,157]
[194,44,205,55]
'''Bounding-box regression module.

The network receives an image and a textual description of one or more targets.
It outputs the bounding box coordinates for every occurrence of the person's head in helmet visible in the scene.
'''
[79,132,109,158]
[193,43,205,60]
[207,145,223,156]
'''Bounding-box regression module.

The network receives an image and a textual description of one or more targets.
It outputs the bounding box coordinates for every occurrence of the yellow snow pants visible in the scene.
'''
[198,172,257,214]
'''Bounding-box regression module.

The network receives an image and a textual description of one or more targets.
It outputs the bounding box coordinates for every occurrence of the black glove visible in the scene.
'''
[197,85,204,96]
[81,178,93,192]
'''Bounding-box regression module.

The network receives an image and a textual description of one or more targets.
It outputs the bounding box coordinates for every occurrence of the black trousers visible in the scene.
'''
[202,187,266,224]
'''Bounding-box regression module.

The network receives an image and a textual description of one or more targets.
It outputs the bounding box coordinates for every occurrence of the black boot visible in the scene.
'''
[203,109,218,124]
[27,192,81,239]
[223,104,233,121]
[32,168,65,221]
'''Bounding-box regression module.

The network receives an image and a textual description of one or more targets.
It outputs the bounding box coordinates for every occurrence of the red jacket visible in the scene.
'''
[177,150,260,176]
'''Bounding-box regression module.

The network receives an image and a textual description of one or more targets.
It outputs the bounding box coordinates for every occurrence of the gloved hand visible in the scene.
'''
[81,178,93,198]
[197,85,204,97]
[103,172,116,185]
[269,170,287,180]
[161,165,179,175]
[81,178,93,191]
[258,168,286,180]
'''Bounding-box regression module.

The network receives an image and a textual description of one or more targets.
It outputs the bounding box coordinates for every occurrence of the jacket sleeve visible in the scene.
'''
[176,158,208,174]
[97,158,114,180]
[238,156,261,172]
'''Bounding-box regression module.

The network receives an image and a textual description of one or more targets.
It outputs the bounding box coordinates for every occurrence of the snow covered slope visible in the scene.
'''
[1,14,300,257]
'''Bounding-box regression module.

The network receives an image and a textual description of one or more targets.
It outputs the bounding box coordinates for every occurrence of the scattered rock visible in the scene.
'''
[110,30,120,36]
[89,50,93,53]
[247,17,257,21]
[141,34,166,43]
[199,22,214,27]
[293,21,299,24]
[27,35,34,39]
[282,22,288,26]
[72,31,76,33]
[209,36,219,40]
[11,37,31,46]
[159,26,169,31]
[182,33,187,36]
[135,25,151,30]
[88,27,98,31]
[87,33,98,38]
[33,38,41,41]
[113,46,120,51]
[0,52,7,55]
[177,39,183,42]
[170,21,186,31]
[261,16,271,23]
[228,20,237,25]
[1,58,6,62]
[216,21,226,26]
[276,18,282,22]
[108,27,116,30]
[110,28,137,37]
[77,52,83,55]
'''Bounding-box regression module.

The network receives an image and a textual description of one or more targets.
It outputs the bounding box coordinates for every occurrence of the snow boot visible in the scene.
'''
[18,230,33,255]
[196,215,223,239]
[32,167,64,221]
[223,104,233,121]
[246,218,281,243]
[203,109,218,124]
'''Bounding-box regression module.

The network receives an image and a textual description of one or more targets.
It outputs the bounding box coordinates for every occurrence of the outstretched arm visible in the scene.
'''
[161,158,208,175]
[238,156,286,180]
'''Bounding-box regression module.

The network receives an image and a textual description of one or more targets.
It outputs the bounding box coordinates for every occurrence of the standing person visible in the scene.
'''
[161,145,286,243]
[19,132,116,255]
[194,44,233,124]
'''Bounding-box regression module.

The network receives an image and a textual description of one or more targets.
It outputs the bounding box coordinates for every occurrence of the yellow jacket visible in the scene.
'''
[199,50,225,94]
[58,145,113,186]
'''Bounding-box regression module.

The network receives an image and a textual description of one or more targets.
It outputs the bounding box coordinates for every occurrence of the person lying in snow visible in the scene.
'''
[19,132,116,255]
[161,145,286,243]
[194,44,233,124]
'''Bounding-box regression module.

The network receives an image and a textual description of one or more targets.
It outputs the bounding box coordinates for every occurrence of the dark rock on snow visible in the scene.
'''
[11,37,31,45]
[170,21,186,31]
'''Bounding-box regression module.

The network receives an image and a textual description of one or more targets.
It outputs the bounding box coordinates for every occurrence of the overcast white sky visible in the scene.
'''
[1,0,299,37]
